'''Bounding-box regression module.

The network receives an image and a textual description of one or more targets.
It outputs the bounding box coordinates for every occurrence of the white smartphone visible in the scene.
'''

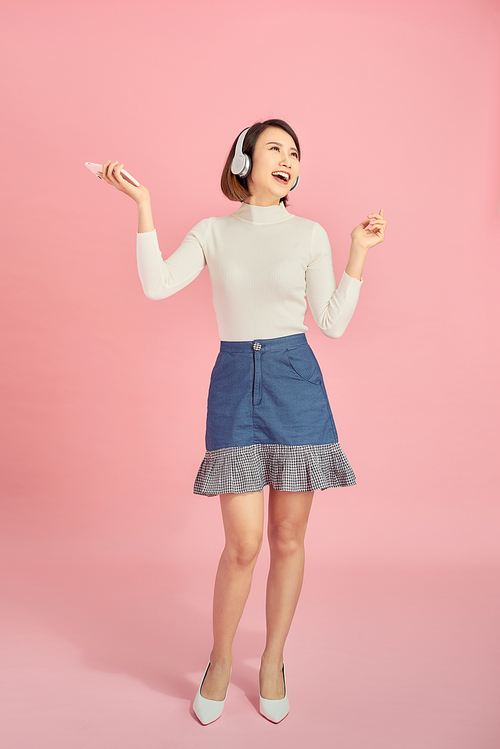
[85,161,140,187]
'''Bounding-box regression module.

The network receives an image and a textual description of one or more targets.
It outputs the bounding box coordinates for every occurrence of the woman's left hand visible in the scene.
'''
[350,208,386,251]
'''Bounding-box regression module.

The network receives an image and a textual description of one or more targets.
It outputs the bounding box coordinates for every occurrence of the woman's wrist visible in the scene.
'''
[137,197,154,233]
[344,242,368,281]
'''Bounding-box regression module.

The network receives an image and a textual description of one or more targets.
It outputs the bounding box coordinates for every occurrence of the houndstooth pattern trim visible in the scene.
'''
[193,442,356,496]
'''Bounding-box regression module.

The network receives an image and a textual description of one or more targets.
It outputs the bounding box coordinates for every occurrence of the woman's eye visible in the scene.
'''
[271,146,299,158]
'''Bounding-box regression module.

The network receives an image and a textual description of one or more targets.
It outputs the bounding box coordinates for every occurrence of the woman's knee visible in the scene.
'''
[226,532,263,567]
[268,520,304,557]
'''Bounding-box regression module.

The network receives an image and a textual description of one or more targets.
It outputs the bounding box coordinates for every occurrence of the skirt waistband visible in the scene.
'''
[220,333,307,354]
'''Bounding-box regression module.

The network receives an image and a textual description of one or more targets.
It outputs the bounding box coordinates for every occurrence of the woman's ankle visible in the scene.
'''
[260,650,284,667]
[209,651,233,668]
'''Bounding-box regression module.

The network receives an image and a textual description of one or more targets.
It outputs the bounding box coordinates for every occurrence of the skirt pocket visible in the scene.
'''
[209,352,229,386]
[285,344,322,385]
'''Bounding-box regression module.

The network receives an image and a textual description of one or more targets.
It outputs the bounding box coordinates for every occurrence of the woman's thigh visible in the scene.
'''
[267,487,314,542]
[219,490,265,550]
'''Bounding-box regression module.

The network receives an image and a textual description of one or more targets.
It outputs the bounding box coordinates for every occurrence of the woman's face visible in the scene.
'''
[245,126,300,206]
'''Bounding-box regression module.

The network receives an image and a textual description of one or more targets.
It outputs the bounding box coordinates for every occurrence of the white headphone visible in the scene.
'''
[230,127,300,191]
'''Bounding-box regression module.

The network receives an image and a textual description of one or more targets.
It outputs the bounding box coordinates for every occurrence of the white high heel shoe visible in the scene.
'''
[193,662,231,725]
[259,662,290,723]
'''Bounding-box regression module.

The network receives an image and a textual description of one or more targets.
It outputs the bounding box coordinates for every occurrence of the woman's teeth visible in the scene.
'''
[272,172,289,184]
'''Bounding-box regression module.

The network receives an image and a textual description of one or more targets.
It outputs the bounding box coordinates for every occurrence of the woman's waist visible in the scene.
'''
[219,332,308,353]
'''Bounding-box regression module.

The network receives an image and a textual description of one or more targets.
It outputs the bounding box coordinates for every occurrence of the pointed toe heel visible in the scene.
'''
[259,662,290,723]
[193,662,231,725]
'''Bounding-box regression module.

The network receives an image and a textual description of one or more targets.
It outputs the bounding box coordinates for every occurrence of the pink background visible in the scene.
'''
[1,0,499,746]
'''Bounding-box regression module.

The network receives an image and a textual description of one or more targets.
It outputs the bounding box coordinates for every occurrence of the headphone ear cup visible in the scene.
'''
[238,153,251,179]
[231,127,252,178]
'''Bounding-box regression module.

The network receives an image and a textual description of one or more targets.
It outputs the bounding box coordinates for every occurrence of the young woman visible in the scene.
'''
[99,119,386,724]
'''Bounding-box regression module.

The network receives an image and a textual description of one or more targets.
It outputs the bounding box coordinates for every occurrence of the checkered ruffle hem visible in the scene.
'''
[193,442,356,496]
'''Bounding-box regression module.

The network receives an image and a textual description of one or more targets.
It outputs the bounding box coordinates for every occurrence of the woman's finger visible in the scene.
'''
[109,161,119,182]
[103,160,113,183]
[106,161,116,182]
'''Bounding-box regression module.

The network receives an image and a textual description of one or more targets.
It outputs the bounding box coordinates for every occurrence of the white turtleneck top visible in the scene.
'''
[136,201,363,341]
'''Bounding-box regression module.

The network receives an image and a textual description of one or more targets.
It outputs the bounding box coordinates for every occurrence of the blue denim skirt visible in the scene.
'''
[193,333,356,496]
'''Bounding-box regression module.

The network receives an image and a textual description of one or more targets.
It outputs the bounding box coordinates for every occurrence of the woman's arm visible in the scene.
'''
[136,196,209,301]
[136,212,210,300]
[305,223,364,339]
[136,194,209,300]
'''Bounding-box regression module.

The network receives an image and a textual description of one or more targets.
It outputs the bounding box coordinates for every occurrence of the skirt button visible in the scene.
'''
[253,342,262,350]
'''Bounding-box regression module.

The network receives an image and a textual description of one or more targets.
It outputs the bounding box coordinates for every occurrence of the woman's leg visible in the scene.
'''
[200,489,264,700]
[260,487,314,699]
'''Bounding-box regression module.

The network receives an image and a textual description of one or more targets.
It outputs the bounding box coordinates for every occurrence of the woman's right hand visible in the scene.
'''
[99,160,150,204]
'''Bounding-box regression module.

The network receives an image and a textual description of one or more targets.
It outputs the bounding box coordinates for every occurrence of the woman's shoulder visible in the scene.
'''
[290,213,320,229]
[286,213,328,242]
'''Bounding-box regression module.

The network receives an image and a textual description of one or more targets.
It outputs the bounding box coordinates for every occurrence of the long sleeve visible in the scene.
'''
[306,222,363,338]
[136,218,210,300]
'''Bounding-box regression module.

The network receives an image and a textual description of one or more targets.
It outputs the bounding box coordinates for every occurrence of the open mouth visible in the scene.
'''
[271,171,290,184]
